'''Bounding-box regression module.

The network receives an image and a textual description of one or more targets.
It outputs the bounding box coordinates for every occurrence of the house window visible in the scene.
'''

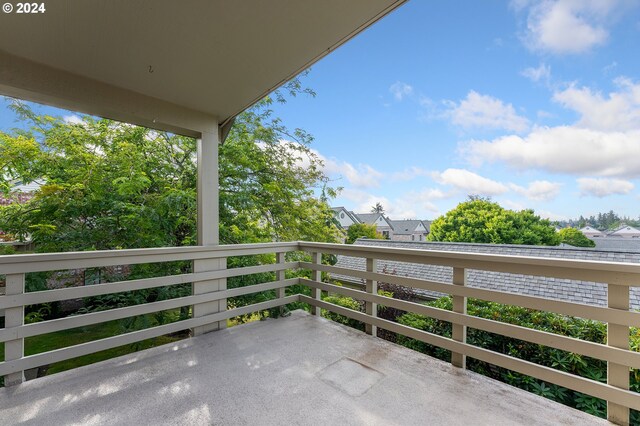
[419,235,423,241]
[382,230,389,238]
[340,212,345,219]
[411,235,415,241]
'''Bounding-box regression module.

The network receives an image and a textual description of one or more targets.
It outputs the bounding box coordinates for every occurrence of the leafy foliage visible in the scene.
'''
[397,297,640,422]
[370,202,385,214]
[346,223,385,244]
[321,293,365,331]
[557,227,596,247]
[428,199,559,246]
[0,80,340,326]
[0,95,340,251]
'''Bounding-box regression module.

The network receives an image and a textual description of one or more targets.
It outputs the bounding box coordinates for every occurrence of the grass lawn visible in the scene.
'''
[1,312,187,380]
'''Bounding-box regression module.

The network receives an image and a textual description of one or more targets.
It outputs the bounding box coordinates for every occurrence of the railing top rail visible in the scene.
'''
[3,239,640,285]
[0,242,299,274]
[298,241,640,285]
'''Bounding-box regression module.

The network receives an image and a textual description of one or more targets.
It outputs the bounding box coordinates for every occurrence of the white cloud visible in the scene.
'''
[520,0,615,54]
[445,91,530,132]
[339,187,448,219]
[63,115,84,125]
[603,61,618,74]
[577,177,635,197]
[432,168,509,196]
[389,81,414,101]
[521,63,551,83]
[323,159,383,188]
[503,199,527,211]
[553,77,640,131]
[510,180,562,201]
[463,126,640,177]
[538,210,568,221]
[276,140,383,189]
[462,78,640,177]
[390,166,432,181]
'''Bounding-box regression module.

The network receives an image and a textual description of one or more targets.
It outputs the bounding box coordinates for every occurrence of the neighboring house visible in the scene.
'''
[332,239,640,309]
[330,207,396,238]
[579,226,605,238]
[331,207,361,229]
[353,213,394,239]
[606,224,640,239]
[389,219,429,242]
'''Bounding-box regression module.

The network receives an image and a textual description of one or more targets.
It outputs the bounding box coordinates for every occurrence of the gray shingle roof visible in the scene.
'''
[332,239,640,310]
[591,238,640,251]
[354,213,382,225]
[388,220,426,235]
[332,207,360,224]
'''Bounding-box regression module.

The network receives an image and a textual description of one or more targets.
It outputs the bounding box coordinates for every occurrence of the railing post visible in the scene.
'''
[311,252,321,315]
[4,273,25,386]
[365,258,377,336]
[192,127,226,336]
[451,267,467,369]
[192,257,227,335]
[276,251,286,315]
[607,283,630,425]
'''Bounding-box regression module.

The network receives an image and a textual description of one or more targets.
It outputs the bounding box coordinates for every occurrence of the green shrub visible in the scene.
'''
[397,297,640,423]
[321,294,365,331]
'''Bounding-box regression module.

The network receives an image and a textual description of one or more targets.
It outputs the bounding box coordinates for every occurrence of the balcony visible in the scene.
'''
[1,2,639,424]
[1,242,638,424]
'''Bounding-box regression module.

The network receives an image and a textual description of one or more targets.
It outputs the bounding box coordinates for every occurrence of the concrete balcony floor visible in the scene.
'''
[0,310,605,426]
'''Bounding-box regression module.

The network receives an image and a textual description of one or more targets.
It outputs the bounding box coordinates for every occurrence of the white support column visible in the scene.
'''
[276,252,286,315]
[4,273,25,386]
[192,127,226,336]
[365,258,378,336]
[607,283,630,425]
[310,252,322,316]
[451,267,467,369]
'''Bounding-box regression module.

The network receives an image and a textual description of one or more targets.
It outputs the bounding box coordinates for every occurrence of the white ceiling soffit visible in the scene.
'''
[0,0,406,136]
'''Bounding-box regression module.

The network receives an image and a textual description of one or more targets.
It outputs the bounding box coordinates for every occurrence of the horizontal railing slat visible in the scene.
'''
[299,242,640,285]
[0,295,300,376]
[0,278,299,342]
[302,262,640,327]
[301,278,640,369]
[0,242,299,275]
[0,262,300,310]
[301,295,640,411]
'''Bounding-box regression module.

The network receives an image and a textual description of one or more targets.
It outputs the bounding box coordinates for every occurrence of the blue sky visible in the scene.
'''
[2,1,640,221]
[268,0,640,221]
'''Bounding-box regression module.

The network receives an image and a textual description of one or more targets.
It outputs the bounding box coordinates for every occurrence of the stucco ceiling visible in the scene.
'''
[0,0,405,134]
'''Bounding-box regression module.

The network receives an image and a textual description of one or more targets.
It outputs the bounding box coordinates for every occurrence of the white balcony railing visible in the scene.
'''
[1,241,640,424]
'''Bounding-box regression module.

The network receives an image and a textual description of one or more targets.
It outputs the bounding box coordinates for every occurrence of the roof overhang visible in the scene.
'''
[0,0,405,137]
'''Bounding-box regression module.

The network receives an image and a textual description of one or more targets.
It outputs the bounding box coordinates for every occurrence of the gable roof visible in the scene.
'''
[389,220,427,235]
[354,213,394,229]
[579,226,600,232]
[332,239,640,309]
[331,207,361,225]
[607,224,640,236]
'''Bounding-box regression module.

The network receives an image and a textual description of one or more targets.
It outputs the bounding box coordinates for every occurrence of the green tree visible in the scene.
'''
[427,199,559,246]
[346,223,384,244]
[370,202,385,214]
[557,228,595,248]
[0,94,340,251]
